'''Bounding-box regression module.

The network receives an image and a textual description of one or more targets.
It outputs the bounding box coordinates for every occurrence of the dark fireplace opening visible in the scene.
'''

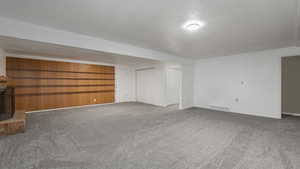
[0,87,15,121]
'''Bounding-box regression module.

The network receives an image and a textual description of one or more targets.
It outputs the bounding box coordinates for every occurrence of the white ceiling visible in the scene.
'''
[0,0,299,58]
[0,36,159,66]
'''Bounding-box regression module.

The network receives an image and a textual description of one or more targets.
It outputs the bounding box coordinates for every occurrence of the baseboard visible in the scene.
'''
[282,112,300,117]
[194,105,281,119]
[180,104,194,110]
[26,102,117,114]
[166,103,179,106]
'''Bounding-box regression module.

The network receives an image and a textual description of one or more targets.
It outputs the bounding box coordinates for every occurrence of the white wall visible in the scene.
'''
[5,54,137,103]
[0,48,5,76]
[194,47,300,119]
[166,68,181,106]
[136,64,167,107]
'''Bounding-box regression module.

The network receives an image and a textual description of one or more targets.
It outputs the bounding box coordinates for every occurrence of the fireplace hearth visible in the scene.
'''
[0,87,15,121]
[0,76,25,136]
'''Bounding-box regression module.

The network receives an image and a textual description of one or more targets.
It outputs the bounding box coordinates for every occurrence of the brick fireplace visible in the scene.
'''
[0,76,25,136]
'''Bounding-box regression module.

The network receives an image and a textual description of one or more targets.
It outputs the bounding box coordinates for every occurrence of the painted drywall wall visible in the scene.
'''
[194,47,300,119]
[166,68,181,106]
[0,48,5,76]
[5,53,137,103]
[136,64,167,107]
[282,56,300,114]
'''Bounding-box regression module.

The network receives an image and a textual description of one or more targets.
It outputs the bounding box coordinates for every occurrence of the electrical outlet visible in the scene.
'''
[235,98,239,102]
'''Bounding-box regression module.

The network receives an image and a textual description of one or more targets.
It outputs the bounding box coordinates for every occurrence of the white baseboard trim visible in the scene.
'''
[26,102,117,114]
[193,105,281,119]
[166,103,179,106]
[180,106,194,110]
[282,112,300,117]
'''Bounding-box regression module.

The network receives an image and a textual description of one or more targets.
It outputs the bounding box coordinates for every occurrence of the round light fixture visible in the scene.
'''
[182,20,206,32]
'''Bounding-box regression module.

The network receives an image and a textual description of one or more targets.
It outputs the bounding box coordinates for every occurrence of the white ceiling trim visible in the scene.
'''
[0,17,193,63]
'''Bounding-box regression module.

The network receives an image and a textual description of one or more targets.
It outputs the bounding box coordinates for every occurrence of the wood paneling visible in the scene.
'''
[10,79,115,86]
[6,57,115,111]
[7,70,114,79]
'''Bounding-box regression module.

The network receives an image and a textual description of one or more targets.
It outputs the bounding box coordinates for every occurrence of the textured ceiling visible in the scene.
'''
[0,0,299,58]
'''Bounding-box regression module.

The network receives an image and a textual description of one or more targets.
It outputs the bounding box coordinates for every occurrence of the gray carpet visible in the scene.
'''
[1,102,300,169]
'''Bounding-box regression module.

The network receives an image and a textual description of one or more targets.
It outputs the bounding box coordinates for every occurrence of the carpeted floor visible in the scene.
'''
[1,102,300,169]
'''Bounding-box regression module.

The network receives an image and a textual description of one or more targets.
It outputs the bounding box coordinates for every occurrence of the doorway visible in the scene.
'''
[135,66,182,108]
[136,67,163,106]
[282,56,300,116]
[166,68,182,108]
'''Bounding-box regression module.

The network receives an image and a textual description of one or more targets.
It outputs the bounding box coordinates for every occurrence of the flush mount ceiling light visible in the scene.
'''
[182,20,206,32]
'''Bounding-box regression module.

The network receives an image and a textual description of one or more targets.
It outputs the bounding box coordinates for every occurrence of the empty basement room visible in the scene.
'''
[1,1,300,169]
